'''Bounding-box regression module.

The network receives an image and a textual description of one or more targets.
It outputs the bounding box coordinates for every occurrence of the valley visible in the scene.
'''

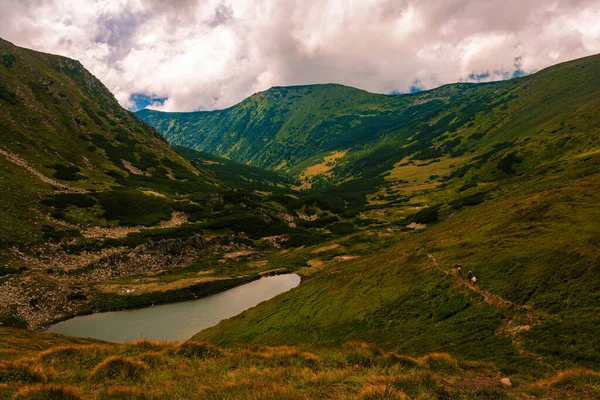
[1,36,599,399]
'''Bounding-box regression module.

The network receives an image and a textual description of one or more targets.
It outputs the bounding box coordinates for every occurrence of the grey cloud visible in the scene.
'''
[0,0,598,111]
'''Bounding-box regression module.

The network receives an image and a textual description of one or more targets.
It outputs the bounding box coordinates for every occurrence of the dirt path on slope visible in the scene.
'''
[427,254,528,311]
[0,147,86,192]
[427,253,553,369]
[82,211,189,239]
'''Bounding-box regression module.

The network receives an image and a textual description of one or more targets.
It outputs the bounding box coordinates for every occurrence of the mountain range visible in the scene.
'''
[1,37,599,399]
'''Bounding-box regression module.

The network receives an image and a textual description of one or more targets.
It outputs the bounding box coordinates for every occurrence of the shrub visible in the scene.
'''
[0,359,46,383]
[48,164,85,181]
[41,225,81,242]
[176,341,224,359]
[497,152,522,174]
[96,190,172,226]
[410,207,439,224]
[11,384,83,400]
[89,356,147,382]
[328,221,356,235]
[2,54,16,68]
[40,193,97,209]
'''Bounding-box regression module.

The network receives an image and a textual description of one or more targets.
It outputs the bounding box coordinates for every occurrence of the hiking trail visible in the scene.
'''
[427,253,553,369]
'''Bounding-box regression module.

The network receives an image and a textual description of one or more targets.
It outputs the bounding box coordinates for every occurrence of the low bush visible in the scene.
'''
[497,152,522,174]
[409,207,439,224]
[328,221,356,235]
[40,193,97,209]
[48,164,85,181]
[96,190,172,226]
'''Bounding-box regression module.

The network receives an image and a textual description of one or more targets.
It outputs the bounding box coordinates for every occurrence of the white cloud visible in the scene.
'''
[0,0,599,111]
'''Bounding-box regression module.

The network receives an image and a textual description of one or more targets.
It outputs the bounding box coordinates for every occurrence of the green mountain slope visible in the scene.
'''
[0,38,219,251]
[184,56,600,373]
[139,55,600,209]
[137,84,411,171]
[174,146,296,192]
[1,39,348,330]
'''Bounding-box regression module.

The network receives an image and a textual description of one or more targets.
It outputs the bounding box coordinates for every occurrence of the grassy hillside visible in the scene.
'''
[2,38,599,399]
[137,84,412,171]
[2,328,600,399]
[181,54,600,378]
[0,38,219,252]
[139,54,600,209]
[0,39,348,331]
[196,148,600,373]
[174,146,296,192]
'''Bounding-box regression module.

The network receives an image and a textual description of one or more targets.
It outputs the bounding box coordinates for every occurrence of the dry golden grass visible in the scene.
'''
[359,384,409,399]
[0,359,47,384]
[11,383,83,400]
[1,329,598,399]
[97,275,228,294]
[97,385,149,400]
[297,150,348,189]
[175,341,225,359]
[311,243,341,254]
[88,356,147,382]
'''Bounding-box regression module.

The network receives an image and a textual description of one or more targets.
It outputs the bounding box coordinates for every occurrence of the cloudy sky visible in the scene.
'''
[1,0,599,111]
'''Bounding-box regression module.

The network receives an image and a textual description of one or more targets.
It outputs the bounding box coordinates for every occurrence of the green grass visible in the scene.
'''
[196,151,600,373]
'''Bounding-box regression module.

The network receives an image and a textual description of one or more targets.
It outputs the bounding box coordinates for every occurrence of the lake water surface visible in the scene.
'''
[48,273,300,343]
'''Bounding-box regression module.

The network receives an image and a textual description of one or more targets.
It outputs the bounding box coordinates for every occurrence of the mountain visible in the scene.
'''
[1,38,600,399]
[139,55,600,208]
[0,39,341,331]
[170,55,599,372]
[0,38,220,253]
[136,84,412,171]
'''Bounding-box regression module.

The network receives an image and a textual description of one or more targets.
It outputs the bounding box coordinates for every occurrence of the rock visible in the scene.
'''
[500,378,511,386]
[207,194,224,204]
[406,222,427,230]
[185,234,205,249]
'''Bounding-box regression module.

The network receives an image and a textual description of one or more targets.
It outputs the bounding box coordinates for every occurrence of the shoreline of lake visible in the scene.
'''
[47,273,301,342]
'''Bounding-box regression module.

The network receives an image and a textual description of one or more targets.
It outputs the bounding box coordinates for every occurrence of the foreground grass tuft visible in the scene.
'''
[175,341,224,359]
[88,356,147,382]
[0,360,46,384]
[1,328,599,399]
[359,384,408,399]
[11,384,83,400]
[97,386,149,400]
